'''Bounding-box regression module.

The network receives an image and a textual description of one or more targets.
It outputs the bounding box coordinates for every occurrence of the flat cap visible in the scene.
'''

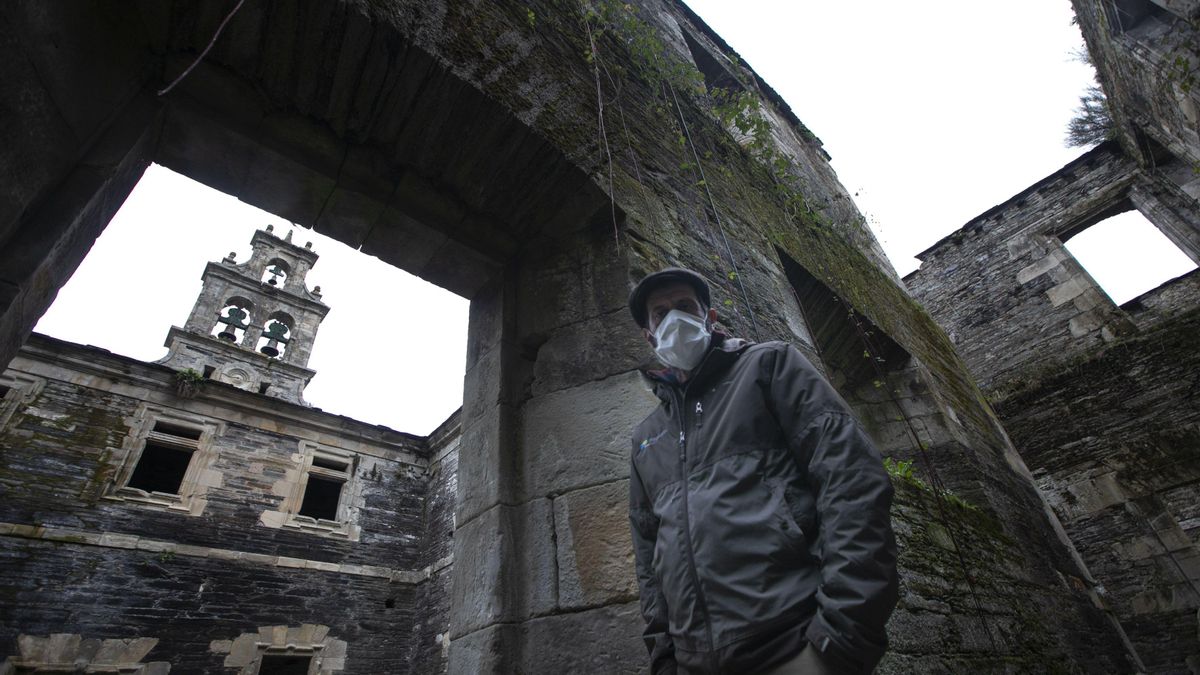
[628,267,712,328]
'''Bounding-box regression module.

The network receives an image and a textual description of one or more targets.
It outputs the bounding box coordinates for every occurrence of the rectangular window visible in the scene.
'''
[274,442,361,539]
[125,422,202,496]
[106,407,222,514]
[298,475,343,521]
[296,452,351,523]
[0,373,44,430]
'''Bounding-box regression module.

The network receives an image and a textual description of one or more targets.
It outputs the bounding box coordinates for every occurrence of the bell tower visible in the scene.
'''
[159,225,330,404]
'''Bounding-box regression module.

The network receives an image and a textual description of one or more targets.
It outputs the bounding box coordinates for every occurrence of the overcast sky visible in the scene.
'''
[34,1,1196,434]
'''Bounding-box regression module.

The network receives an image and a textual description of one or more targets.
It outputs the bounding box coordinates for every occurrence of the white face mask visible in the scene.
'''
[653,309,712,372]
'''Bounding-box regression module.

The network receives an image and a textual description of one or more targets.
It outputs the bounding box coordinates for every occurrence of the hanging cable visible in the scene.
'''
[841,297,1003,653]
[583,15,621,251]
[664,77,761,341]
[157,0,246,96]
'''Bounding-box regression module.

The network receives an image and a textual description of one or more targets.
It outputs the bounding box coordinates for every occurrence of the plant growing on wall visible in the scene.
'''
[175,368,204,398]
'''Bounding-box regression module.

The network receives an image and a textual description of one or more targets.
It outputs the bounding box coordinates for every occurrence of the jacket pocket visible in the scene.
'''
[768,480,808,557]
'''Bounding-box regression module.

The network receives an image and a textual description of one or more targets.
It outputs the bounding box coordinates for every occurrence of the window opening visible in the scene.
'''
[1108,0,1172,33]
[1061,209,1197,305]
[261,259,290,287]
[202,365,215,378]
[257,382,271,394]
[213,300,252,342]
[778,249,909,395]
[258,654,312,675]
[125,421,202,495]
[680,30,744,93]
[257,316,292,358]
[278,444,358,535]
[0,385,10,400]
[298,475,343,521]
[36,163,469,435]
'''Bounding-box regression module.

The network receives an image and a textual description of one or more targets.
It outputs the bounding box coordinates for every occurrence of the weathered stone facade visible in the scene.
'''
[0,0,1164,672]
[906,2,1200,672]
[0,230,460,673]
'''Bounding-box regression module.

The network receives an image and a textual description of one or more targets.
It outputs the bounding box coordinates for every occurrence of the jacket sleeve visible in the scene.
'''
[766,344,899,674]
[629,448,677,675]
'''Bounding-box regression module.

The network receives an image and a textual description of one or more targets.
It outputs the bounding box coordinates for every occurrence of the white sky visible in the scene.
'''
[33,1,1196,433]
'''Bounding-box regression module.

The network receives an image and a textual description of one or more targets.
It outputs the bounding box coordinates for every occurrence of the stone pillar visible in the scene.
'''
[448,233,658,673]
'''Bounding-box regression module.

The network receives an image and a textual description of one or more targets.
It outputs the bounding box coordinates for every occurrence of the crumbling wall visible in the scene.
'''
[992,307,1200,673]
[905,117,1200,674]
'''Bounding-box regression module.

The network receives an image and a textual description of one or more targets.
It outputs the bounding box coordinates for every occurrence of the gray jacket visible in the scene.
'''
[629,336,898,674]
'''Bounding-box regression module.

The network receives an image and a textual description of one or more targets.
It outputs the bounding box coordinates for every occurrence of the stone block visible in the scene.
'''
[554,480,638,610]
[1068,309,1105,337]
[1047,277,1089,307]
[357,203,448,279]
[156,104,258,201]
[518,602,646,675]
[465,279,507,371]
[1016,249,1067,285]
[886,608,954,653]
[519,371,658,501]
[447,623,518,674]
[516,235,630,339]
[449,499,556,638]
[418,237,501,300]
[239,142,336,230]
[462,346,507,422]
[455,402,518,525]
[530,309,650,396]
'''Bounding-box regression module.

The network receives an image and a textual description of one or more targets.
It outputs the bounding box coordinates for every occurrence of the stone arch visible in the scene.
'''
[256,310,295,358]
[212,296,254,343]
[261,258,291,287]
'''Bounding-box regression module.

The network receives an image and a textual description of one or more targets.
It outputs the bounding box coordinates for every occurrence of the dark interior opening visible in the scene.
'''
[0,385,11,399]
[311,456,348,472]
[681,30,745,93]
[202,365,215,379]
[298,475,343,521]
[258,654,313,675]
[152,421,202,441]
[127,443,193,494]
[777,249,910,392]
[1109,0,1172,33]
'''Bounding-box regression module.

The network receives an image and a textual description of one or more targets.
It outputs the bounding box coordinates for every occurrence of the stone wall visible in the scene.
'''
[0,333,455,673]
[905,52,1200,669]
[992,308,1200,673]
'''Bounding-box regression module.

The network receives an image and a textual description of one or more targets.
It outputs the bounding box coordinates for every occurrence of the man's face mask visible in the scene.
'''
[653,309,711,371]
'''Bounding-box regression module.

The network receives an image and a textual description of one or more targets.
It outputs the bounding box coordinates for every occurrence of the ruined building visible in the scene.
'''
[1,226,459,672]
[905,1,1200,672]
[0,0,1193,672]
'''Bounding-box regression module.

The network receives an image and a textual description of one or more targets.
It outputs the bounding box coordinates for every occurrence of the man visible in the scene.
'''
[627,268,898,674]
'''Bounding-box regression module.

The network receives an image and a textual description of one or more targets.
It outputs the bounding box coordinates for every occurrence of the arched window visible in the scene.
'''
[212,297,253,343]
[262,258,290,287]
[257,312,295,358]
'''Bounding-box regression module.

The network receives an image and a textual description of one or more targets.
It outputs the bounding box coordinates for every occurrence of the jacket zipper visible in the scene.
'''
[673,364,718,669]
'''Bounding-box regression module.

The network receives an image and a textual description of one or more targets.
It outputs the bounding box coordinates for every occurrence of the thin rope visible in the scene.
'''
[842,298,1003,653]
[664,77,762,341]
[583,15,621,251]
[157,0,246,96]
